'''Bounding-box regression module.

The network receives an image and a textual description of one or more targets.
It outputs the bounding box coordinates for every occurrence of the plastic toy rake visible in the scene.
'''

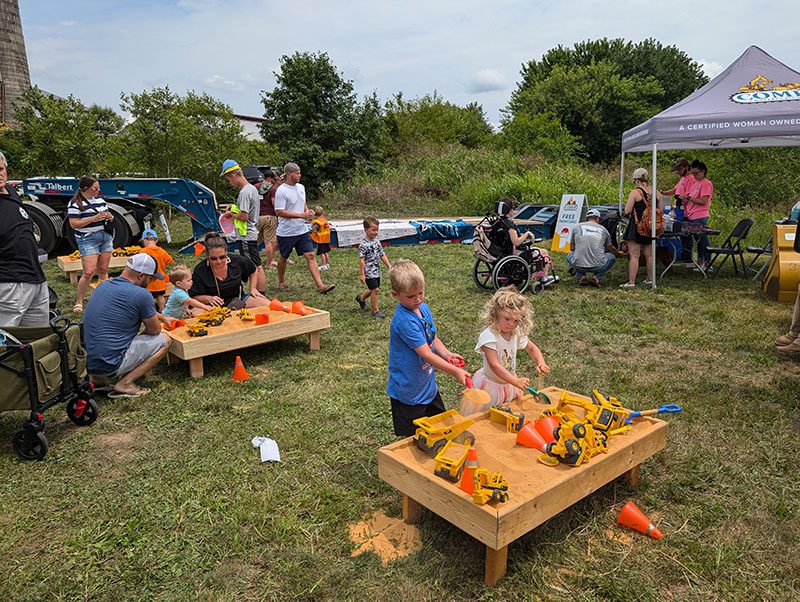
[626,404,682,423]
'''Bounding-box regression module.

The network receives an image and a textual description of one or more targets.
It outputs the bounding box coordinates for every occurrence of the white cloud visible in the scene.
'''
[467,69,507,94]
[200,75,246,92]
[699,59,725,80]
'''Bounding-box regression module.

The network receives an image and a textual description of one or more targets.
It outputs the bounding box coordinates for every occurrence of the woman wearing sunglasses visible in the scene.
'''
[188,234,268,308]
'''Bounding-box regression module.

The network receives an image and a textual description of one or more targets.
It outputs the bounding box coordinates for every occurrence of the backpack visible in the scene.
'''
[473,218,506,263]
[634,187,664,237]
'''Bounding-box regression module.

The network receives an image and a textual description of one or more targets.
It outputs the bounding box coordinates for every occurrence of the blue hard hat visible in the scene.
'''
[220,159,241,176]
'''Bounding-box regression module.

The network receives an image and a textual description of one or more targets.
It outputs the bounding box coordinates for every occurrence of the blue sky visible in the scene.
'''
[18,0,800,126]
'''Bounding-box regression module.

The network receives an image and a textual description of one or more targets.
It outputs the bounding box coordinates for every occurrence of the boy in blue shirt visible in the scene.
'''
[387,260,469,436]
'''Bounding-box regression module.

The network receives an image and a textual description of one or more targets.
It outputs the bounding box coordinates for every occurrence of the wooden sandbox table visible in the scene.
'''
[166,306,330,378]
[57,255,129,283]
[377,387,668,585]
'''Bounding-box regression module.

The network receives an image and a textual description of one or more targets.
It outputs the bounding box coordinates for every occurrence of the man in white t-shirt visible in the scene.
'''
[274,162,334,294]
[567,209,625,286]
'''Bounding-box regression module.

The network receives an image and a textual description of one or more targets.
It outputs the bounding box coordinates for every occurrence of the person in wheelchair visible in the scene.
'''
[495,197,553,280]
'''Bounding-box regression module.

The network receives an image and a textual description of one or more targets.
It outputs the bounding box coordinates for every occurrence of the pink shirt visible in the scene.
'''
[685,178,713,220]
[675,174,695,197]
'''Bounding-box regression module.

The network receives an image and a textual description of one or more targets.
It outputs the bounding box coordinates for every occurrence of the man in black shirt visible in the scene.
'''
[0,152,50,326]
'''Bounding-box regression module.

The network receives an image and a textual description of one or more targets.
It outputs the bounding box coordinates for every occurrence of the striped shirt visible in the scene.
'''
[67,196,109,234]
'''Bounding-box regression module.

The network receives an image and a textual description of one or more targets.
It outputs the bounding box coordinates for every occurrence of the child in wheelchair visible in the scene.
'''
[472,197,559,293]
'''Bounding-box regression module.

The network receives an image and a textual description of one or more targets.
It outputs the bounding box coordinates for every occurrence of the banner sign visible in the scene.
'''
[550,194,586,253]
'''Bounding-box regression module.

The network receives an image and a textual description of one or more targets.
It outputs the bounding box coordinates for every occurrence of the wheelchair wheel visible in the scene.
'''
[531,281,545,295]
[472,259,494,290]
[12,429,48,461]
[67,397,99,426]
[492,255,531,292]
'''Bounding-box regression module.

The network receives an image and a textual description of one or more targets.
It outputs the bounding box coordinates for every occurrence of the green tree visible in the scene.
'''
[384,92,493,151]
[499,111,582,162]
[506,38,707,163]
[259,51,385,193]
[2,86,123,176]
[119,87,251,186]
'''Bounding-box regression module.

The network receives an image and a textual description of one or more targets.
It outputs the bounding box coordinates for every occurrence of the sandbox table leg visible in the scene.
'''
[623,464,641,488]
[188,358,204,379]
[309,330,321,351]
[485,545,508,585]
[69,272,78,284]
[401,495,423,524]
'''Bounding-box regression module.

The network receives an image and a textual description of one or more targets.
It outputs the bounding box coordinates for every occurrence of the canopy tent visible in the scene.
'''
[618,45,800,287]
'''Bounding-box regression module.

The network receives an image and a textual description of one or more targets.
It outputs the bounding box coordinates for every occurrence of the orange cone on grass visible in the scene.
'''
[232,355,250,382]
[617,501,663,540]
[459,447,479,495]
[516,421,549,452]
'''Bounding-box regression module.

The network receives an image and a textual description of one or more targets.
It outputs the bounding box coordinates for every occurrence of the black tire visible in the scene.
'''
[454,431,475,446]
[492,255,531,292]
[531,281,545,295]
[431,439,446,456]
[573,423,587,439]
[12,429,48,461]
[472,259,494,290]
[66,398,99,426]
[454,465,464,483]
[25,203,62,254]
[106,203,140,248]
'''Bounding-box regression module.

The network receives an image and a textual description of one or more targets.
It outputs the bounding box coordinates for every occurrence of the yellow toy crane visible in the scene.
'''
[472,469,509,505]
[413,410,475,456]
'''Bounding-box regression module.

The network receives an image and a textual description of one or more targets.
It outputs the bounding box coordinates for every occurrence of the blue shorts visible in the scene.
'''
[277,232,314,258]
[75,230,113,256]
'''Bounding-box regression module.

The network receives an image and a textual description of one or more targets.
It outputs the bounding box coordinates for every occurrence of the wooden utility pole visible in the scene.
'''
[0,0,31,127]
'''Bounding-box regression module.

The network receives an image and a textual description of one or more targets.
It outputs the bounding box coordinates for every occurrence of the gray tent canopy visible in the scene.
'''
[617,46,800,288]
[622,45,800,152]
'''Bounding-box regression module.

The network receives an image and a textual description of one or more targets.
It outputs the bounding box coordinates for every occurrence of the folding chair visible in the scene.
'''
[706,218,754,277]
[745,235,773,281]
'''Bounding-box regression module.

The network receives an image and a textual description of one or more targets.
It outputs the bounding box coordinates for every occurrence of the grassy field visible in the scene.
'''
[1,208,798,601]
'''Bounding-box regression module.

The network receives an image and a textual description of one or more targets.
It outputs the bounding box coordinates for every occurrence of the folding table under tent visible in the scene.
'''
[619,45,800,287]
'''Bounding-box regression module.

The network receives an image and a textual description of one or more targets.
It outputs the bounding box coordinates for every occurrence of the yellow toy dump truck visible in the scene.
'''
[433,441,472,483]
[187,323,208,337]
[198,306,232,327]
[413,410,475,456]
[472,469,509,505]
[489,406,526,433]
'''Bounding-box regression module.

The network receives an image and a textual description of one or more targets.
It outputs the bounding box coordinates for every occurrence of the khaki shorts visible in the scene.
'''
[257,215,277,245]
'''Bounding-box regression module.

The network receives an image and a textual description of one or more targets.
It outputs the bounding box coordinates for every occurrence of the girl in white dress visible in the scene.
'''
[466,286,550,412]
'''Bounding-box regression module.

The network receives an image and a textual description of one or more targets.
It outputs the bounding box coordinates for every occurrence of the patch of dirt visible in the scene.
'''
[95,428,146,462]
[349,511,422,565]
[604,527,634,545]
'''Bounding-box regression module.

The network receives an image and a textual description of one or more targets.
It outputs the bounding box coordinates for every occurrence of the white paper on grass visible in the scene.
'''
[251,436,281,462]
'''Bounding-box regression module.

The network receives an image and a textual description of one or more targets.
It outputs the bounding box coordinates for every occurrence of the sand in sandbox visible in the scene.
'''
[349,511,422,565]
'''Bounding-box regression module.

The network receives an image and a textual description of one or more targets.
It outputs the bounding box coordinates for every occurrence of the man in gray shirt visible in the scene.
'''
[220,159,266,293]
[567,209,625,286]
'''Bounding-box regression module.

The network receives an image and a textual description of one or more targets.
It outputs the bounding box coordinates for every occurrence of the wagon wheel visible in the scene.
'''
[67,398,99,427]
[492,255,531,293]
[472,259,494,290]
[12,429,48,461]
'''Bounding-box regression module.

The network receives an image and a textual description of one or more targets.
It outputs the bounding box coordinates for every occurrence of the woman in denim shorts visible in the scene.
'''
[67,176,114,312]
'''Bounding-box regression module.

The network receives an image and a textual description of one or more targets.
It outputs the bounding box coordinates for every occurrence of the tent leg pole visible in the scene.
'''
[618,152,625,216]
[651,144,658,290]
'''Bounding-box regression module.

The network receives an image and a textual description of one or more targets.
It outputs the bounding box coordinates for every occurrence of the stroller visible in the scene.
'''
[0,316,98,460]
[472,214,559,294]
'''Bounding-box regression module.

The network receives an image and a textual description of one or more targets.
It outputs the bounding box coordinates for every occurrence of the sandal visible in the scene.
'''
[317,284,336,294]
[108,387,151,399]
[72,304,83,313]
[619,283,636,288]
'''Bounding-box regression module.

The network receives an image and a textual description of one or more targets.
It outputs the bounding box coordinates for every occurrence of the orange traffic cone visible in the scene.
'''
[193,242,205,257]
[516,421,548,452]
[459,447,479,495]
[617,501,663,540]
[269,297,284,311]
[232,355,250,382]
[292,301,308,315]
[282,302,292,313]
[534,415,560,444]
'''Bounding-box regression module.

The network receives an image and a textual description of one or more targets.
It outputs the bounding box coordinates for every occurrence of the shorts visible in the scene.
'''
[75,230,113,256]
[257,215,277,245]
[365,277,380,290]
[277,232,314,258]
[238,240,261,267]
[0,281,50,327]
[114,333,168,377]
[315,242,331,256]
[390,391,445,437]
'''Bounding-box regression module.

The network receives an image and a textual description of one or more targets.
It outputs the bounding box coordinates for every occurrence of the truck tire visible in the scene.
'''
[106,202,141,247]
[24,201,63,254]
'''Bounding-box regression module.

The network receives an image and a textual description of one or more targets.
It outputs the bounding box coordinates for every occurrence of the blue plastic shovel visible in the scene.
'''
[626,403,682,423]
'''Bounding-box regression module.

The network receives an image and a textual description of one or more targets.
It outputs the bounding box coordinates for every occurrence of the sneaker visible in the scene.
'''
[355,293,367,311]
[372,311,386,320]
[776,339,800,354]
[319,264,330,271]
[619,282,636,288]
[775,332,800,347]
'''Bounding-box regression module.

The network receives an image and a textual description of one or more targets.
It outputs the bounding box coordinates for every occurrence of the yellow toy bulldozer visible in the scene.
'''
[413,410,475,456]
[472,468,509,505]
[489,406,525,433]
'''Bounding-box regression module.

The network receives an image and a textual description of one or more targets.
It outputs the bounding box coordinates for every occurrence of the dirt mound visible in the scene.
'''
[349,511,422,565]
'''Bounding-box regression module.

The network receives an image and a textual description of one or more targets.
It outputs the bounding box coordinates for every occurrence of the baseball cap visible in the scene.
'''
[632,167,649,181]
[220,159,241,176]
[141,228,158,240]
[126,253,164,279]
[586,208,601,218]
